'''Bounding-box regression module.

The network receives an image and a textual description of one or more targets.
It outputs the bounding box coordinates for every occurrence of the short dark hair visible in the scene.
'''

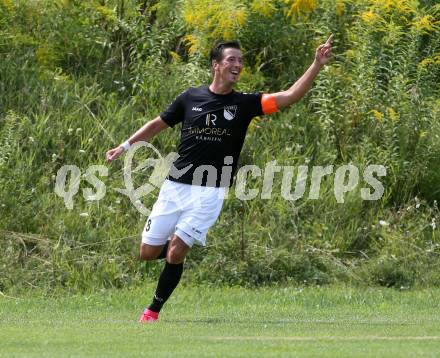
[209,40,241,65]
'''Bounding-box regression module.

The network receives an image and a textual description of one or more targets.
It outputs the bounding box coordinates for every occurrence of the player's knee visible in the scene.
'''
[139,251,155,261]
[167,245,187,264]
[139,245,159,261]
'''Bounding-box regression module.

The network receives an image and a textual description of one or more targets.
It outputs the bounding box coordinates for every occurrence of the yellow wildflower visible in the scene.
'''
[183,0,248,43]
[36,45,57,70]
[360,10,380,24]
[370,0,414,15]
[336,0,345,17]
[0,0,14,13]
[285,0,317,18]
[387,107,399,123]
[412,15,439,34]
[184,34,199,55]
[418,53,440,69]
[54,0,70,8]
[96,5,117,24]
[249,117,263,131]
[345,49,356,59]
[184,11,195,24]
[169,51,181,63]
[370,110,383,123]
[236,7,247,26]
[251,0,276,17]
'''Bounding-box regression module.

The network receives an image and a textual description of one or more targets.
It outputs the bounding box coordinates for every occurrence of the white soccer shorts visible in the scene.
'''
[141,179,225,247]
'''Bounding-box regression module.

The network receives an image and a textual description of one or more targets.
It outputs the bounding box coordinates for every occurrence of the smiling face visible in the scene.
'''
[212,47,243,86]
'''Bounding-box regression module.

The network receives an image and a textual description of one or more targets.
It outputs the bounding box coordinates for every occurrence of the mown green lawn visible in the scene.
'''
[1,285,440,357]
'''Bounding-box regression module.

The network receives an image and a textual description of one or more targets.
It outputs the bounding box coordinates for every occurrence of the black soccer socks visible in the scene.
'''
[156,241,169,260]
[148,261,183,313]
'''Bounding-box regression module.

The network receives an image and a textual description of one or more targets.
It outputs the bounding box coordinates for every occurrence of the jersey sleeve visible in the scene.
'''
[240,92,280,119]
[241,92,264,119]
[160,90,187,127]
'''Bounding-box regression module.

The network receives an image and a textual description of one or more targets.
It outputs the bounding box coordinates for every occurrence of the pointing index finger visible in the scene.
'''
[325,34,334,46]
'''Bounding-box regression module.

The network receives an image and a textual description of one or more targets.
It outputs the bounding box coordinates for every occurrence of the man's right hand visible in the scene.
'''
[106,146,124,162]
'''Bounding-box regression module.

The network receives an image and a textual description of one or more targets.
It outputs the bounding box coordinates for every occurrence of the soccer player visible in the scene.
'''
[106,35,333,322]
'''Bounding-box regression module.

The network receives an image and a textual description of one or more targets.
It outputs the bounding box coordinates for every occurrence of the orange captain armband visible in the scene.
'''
[261,94,279,115]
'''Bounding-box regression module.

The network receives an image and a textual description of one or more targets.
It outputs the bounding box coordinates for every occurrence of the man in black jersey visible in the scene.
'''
[106,35,333,322]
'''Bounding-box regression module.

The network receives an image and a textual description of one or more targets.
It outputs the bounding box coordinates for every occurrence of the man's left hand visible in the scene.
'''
[315,34,334,66]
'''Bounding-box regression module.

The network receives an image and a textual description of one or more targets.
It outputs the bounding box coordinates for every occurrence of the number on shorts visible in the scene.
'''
[145,219,151,232]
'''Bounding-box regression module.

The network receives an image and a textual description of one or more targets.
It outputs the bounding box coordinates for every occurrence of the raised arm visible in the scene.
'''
[106,116,169,162]
[262,34,333,112]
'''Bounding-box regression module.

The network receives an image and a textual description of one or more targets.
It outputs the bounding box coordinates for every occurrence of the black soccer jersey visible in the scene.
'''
[160,86,263,187]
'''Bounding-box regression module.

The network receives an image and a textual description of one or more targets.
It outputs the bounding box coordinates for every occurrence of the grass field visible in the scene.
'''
[1,285,440,357]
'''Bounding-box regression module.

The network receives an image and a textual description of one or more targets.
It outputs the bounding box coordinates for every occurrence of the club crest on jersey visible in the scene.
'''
[224,105,237,121]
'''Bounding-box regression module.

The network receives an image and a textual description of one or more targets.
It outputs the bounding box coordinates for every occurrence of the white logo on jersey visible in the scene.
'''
[224,105,237,120]
[192,106,202,112]
[205,113,217,126]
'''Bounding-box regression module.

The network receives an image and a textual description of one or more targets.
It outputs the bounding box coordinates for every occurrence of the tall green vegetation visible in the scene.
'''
[1,0,439,292]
